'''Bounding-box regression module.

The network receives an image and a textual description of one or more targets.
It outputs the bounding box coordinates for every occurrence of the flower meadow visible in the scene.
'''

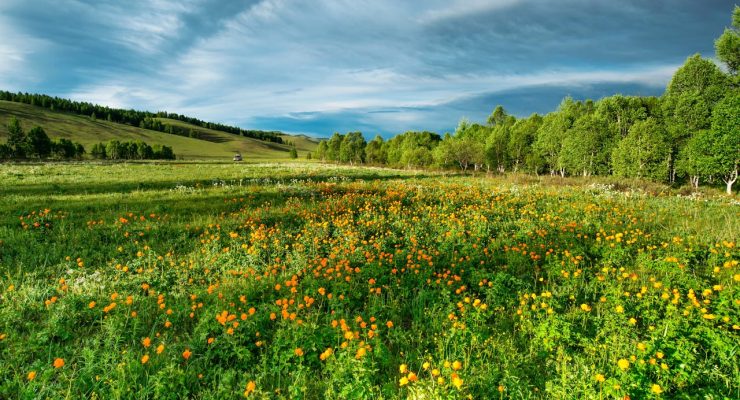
[0,163,738,399]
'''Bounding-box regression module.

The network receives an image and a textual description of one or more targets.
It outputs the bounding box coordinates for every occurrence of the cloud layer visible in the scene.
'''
[0,0,732,136]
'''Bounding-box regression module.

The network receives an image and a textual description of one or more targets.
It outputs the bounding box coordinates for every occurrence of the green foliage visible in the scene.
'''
[715,5,740,75]
[612,118,669,180]
[339,132,366,164]
[0,163,737,399]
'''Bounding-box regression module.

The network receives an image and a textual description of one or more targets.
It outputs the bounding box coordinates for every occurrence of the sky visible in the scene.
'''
[0,0,734,137]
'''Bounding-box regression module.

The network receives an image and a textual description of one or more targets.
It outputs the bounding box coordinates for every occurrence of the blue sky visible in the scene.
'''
[0,0,734,137]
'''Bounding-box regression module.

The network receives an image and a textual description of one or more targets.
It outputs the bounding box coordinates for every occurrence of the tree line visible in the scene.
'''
[0,117,85,160]
[0,91,284,144]
[89,140,175,160]
[315,6,739,194]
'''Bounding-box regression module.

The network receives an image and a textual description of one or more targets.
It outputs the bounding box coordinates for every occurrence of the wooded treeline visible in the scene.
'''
[0,91,284,144]
[0,117,85,160]
[315,7,739,193]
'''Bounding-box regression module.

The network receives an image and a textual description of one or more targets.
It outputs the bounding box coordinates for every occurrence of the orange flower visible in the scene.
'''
[156,344,165,354]
[244,381,256,397]
[142,337,151,348]
[88,301,96,309]
[27,371,36,381]
[386,321,394,328]
[294,348,304,357]
[182,349,192,360]
[53,358,65,368]
[141,354,150,364]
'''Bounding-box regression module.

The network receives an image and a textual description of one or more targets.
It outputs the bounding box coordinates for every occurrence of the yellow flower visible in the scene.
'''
[452,376,463,389]
[595,374,605,382]
[452,360,462,370]
[399,377,409,386]
[422,361,430,370]
[399,364,407,374]
[617,359,630,370]
[615,305,624,313]
[651,384,663,394]
[580,303,592,312]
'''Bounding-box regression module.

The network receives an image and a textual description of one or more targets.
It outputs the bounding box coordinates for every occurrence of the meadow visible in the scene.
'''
[0,162,738,399]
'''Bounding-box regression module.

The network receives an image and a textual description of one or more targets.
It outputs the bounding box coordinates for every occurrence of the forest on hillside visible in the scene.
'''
[0,92,284,144]
[316,7,739,193]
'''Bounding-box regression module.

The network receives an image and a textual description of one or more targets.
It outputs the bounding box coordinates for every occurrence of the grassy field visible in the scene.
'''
[0,162,738,399]
[0,101,318,160]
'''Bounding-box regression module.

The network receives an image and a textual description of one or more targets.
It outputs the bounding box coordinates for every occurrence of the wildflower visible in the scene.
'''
[452,375,463,389]
[408,372,418,382]
[294,348,304,357]
[142,337,151,348]
[156,344,165,354]
[422,361,430,370]
[27,371,36,381]
[386,321,393,328]
[617,359,630,370]
[651,384,663,394]
[53,358,65,368]
[595,374,605,382]
[88,301,96,309]
[182,349,192,360]
[399,364,407,374]
[399,377,409,386]
[244,381,256,397]
[141,354,149,364]
[580,303,592,312]
[452,360,462,370]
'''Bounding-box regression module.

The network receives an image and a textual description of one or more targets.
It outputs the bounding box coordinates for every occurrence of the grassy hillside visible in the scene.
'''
[0,101,317,160]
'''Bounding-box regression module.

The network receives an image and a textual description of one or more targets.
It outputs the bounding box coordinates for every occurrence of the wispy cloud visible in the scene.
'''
[0,0,732,136]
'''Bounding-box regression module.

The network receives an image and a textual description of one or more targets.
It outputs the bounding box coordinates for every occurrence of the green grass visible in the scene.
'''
[0,162,738,399]
[0,101,318,160]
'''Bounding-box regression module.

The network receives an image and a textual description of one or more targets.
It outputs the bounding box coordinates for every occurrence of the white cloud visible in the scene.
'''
[418,0,525,24]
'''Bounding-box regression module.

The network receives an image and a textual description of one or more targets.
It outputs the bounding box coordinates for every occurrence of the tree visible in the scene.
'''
[487,105,508,126]
[709,92,739,194]
[663,54,729,182]
[6,117,26,158]
[25,126,52,158]
[326,133,344,162]
[560,114,611,176]
[339,132,366,164]
[136,141,153,160]
[316,141,328,161]
[91,143,107,159]
[365,135,387,164]
[677,130,715,189]
[715,5,740,75]
[106,140,121,160]
[508,114,542,172]
[612,118,670,181]
[289,146,298,159]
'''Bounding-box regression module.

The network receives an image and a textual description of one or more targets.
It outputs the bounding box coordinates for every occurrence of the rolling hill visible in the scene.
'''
[0,100,319,160]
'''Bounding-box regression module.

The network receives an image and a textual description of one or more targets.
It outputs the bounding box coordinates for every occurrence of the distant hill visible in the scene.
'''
[0,101,318,160]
